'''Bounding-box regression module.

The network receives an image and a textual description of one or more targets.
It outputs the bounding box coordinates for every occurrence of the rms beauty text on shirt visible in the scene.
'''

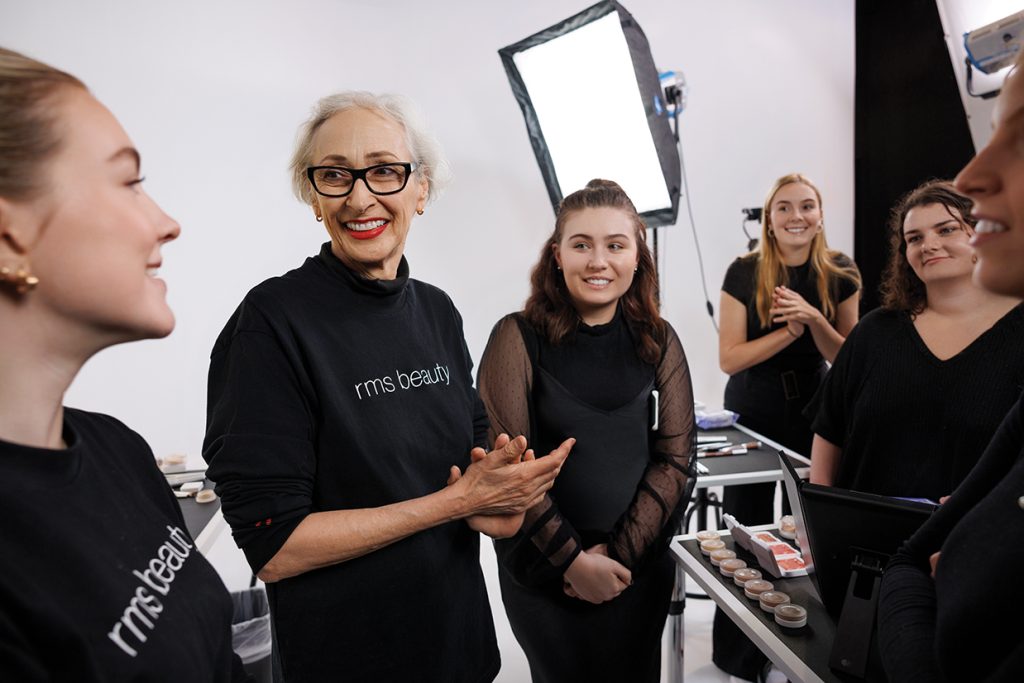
[355,363,451,400]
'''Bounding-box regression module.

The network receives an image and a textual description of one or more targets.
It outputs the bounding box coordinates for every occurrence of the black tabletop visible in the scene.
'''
[697,426,807,478]
[175,479,220,542]
[677,533,884,683]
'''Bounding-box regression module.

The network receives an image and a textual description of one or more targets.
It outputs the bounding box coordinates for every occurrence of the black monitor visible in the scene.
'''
[778,452,937,678]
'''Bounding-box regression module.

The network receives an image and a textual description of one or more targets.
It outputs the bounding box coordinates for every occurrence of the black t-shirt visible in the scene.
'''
[810,305,1024,499]
[203,243,498,683]
[0,409,244,682]
[878,396,1024,682]
[721,252,859,374]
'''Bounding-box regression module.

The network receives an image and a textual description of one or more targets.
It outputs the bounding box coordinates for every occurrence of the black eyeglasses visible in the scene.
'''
[306,162,417,198]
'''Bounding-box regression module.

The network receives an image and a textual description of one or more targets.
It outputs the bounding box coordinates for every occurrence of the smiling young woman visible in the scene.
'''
[809,180,1024,497]
[477,179,696,682]
[0,47,246,681]
[713,172,861,680]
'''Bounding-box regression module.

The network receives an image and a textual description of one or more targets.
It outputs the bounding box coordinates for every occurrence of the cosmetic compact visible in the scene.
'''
[743,579,774,600]
[719,558,747,577]
[195,489,217,504]
[709,548,737,566]
[774,603,807,629]
[732,567,762,587]
[758,590,791,613]
[700,539,726,556]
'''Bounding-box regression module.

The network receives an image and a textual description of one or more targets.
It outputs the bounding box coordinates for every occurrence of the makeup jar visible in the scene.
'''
[774,603,807,629]
[733,567,762,587]
[700,539,726,556]
[759,590,791,613]
[743,579,774,600]
[719,558,747,577]
[709,549,737,566]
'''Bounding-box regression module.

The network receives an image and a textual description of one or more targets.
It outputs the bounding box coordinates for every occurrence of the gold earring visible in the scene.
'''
[0,263,39,294]
[416,208,424,216]
[315,214,323,222]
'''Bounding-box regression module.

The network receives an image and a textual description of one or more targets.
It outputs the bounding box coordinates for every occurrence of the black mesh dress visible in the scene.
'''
[477,310,696,683]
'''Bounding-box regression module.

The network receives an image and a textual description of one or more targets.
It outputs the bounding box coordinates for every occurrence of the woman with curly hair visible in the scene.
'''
[477,179,696,682]
[878,52,1024,682]
[809,179,1024,499]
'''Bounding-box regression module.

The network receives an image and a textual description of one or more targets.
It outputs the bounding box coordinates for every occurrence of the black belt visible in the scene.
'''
[781,370,801,401]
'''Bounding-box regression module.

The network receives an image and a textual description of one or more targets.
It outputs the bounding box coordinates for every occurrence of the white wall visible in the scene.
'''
[2,0,856,462]
[1,2,856,677]
[935,0,1024,152]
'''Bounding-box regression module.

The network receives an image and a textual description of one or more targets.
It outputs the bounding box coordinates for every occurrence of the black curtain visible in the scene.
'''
[855,0,976,311]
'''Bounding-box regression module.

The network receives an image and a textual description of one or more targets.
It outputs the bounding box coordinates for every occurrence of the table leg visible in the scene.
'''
[666,546,687,682]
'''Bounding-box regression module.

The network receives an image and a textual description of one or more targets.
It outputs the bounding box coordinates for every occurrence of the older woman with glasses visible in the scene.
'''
[203,91,572,682]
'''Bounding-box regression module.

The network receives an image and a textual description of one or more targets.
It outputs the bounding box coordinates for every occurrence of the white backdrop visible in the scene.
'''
[2,0,856,463]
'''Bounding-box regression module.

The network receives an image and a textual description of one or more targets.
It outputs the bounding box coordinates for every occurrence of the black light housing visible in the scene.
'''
[499,1,681,227]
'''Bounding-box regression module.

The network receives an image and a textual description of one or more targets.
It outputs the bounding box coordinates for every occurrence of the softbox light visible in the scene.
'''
[499,1,680,227]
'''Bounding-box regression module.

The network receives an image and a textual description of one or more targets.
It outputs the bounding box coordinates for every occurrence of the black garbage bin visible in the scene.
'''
[231,586,273,683]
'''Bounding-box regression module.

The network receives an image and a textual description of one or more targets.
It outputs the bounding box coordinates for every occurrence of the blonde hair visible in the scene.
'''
[0,47,85,200]
[753,173,861,328]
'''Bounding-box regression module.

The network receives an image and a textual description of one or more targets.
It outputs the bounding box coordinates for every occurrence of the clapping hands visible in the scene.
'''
[446,433,574,538]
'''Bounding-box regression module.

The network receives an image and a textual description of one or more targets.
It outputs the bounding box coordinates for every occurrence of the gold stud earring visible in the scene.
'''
[0,263,39,294]
[315,214,323,222]
[416,208,424,216]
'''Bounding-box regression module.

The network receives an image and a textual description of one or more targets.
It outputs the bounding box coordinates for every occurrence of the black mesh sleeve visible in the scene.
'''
[477,315,583,583]
[607,323,697,571]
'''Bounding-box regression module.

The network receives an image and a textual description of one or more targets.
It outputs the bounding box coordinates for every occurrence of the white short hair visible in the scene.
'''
[289,91,451,206]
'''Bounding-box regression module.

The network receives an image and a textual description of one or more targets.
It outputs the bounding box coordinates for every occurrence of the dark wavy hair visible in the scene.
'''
[880,179,976,315]
[522,179,666,364]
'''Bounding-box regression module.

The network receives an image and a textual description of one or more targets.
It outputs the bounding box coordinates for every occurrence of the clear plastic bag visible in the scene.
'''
[231,586,273,681]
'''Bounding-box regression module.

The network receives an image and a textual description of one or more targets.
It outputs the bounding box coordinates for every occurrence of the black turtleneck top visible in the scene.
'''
[477,310,695,581]
[203,243,497,683]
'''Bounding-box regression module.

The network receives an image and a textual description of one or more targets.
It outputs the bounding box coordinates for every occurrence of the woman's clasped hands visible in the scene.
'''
[770,285,824,338]
[563,543,632,604]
